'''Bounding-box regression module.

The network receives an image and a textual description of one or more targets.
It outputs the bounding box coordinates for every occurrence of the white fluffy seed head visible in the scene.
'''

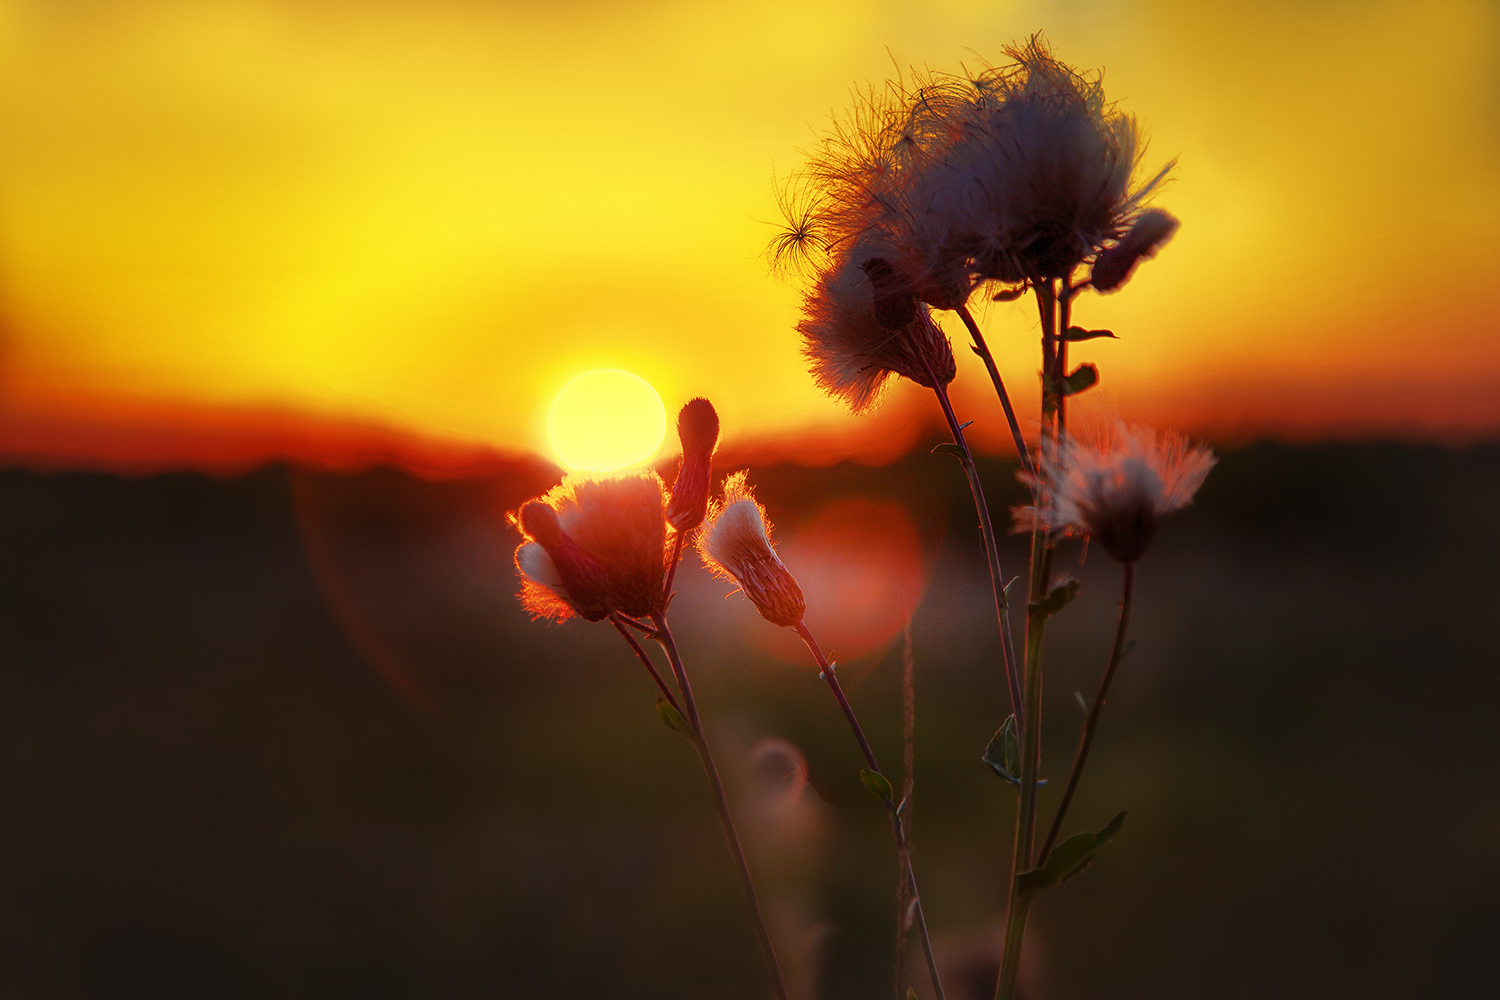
[697,472,807,627]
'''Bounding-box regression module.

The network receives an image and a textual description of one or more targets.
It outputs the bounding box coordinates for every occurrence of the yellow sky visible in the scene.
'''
[0,0,1497,470]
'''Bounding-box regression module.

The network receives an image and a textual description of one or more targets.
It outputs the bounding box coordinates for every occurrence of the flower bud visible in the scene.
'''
[516,500,614,621]
[666,398,719,533]
[1091,210,1179,293]
[698,472,806,628]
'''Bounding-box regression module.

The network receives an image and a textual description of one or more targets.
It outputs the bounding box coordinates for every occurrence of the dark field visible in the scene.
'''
[1,441,1497,999]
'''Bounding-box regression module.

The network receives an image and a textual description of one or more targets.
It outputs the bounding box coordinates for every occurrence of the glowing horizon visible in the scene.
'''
[1,0,1497,476]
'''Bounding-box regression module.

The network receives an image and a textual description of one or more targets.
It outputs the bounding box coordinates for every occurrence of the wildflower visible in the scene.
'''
[666,398,720,533]
[698,472,806,627]
[774,35,1173,305]
[798,248,957,413]
[513,471,669,620]
[1013,422,1216,563]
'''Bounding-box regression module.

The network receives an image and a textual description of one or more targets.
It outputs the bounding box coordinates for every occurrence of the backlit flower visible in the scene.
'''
[512,471,669,621]
[798,247,957,412]
[773,35,1173,303]
[697,472,806,627]
[1012,422,1216,563]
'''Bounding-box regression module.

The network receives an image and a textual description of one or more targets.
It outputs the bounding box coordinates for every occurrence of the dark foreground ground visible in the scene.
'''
[1,441,1497,999]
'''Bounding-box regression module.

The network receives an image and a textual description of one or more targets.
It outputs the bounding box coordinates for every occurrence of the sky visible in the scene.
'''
[0,0,1497,474]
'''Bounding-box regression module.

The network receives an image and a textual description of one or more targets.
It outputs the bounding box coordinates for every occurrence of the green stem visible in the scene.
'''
[1038,561,1136,864]
[954,303,1034,481]
[796,623,948,1000]
[610,613,681,713]
[651,613,789,1000]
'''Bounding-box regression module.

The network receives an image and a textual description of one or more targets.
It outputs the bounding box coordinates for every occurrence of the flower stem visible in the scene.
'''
[1037,561,1136,864]
[928,379,1024,726]
[650,613,789,1000]
[954,303,1034,482]
[795,622,947,1000]
[662,530,686,601]
[610,613,681,713]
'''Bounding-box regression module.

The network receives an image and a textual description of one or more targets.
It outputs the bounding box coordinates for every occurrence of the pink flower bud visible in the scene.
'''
[1090,210,1179,293]
[516,501,614,621]
[698,472,806,628]
[666,398,719,533]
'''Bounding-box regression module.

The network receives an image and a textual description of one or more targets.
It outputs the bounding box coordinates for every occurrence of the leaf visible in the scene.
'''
[930,442,967,460]
[860,768,894,802]
[992,286,1027,302]
[1064,326,1117,342]
[907,989,922,1000]
[1074,690,1089,713]
[982,715,1021,784]
[1017,811,1127,895]
[1061,364,1099,397]
[656,700,695,740]
[1029,578,1080,617]
[1120,639,1137,660]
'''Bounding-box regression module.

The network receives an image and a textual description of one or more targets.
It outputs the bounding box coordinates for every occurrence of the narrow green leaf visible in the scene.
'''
[1120,639,1137,660]
[656,700,695,740]
[860,768,894,802]
[1064,326,1117,342]
[982,715,1021,784]
[1074,690,1089,713]
[1062,363,1099,397]
[907,989,922,1000]
[1029,578,1080,617]
[930,442,966,459]
[992,286,1027,302]
[1022,811,1128,895]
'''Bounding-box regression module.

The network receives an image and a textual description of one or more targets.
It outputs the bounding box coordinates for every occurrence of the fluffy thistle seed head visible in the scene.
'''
[773,34,1173,306]
[1013,422,1216,563]
[667,398,720,533]
[512,471,669,621]
[798,248,957,413]
[697,472,806,628]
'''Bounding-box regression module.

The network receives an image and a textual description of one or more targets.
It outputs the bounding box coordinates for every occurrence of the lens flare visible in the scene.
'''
[547,369,667,471]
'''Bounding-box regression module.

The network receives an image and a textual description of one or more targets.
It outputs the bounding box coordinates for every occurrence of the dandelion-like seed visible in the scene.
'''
[698,472,806,627]
[512,471,669,621]
[1013,421,1216,563]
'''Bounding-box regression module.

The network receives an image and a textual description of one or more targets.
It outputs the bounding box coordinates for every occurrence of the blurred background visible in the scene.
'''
[0,0,1498,997]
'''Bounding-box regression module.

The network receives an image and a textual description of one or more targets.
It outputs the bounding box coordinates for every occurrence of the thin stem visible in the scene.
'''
[796,623,947,1000]
[650,613,789,1000]
[895,622,916,1000]
[927,378,1024,726]
[662,530,686,601]
[1038,561,1136,864]
[955,303,1035,482]
[610,613,680,713]
[1056,277,1072,440]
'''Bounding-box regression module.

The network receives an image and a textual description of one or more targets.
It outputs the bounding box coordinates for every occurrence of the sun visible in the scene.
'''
[547,369,667,471]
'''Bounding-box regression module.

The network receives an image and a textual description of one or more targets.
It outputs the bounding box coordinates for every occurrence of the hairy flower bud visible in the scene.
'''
[512,471,669,621]
[698,472,806,628]
[667,398,720,533]
[1090,209,1179,293]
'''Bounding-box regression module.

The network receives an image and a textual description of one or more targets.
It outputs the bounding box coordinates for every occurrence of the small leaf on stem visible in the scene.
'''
[1017,811,1127,895]
[1074,690,1089,713]
[860,768,894,802]
[1121,639,1137,660]
[1063,326,1117,342]
[982,715,1022,784]
[930,442,967,460]
[1029,578,1080,617]
[656,699,695,740]
[992,286,1027,302]
[1062,364,1099,397]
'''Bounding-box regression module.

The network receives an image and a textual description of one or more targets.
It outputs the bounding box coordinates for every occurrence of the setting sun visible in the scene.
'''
[547,369,667,472]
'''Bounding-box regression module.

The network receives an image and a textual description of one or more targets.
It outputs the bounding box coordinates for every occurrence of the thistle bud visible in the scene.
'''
[516,500,614,621]
[1090,210,1179,293]
[698,472,806,628]
[666,398,719,533]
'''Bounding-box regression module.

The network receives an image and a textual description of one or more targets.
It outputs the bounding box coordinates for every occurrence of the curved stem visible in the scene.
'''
[610,613,680,713]
[795,623,947,1000]
[1037,561,1135,864]
[650,613,789,1000]
[954,303,1034,482]
[928,379,1024,725]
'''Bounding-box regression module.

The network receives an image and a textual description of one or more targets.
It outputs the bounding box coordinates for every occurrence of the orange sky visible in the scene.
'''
[1,0,1497,474]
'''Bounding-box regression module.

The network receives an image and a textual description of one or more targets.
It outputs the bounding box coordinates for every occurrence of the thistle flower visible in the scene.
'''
[697,471,806,627]
[797,247,957,413]
[512,471,669,621]
[666,398,720,533]
[1090,208,1179,293]
[773,35,1173,304]
[1012,422,1216,563]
